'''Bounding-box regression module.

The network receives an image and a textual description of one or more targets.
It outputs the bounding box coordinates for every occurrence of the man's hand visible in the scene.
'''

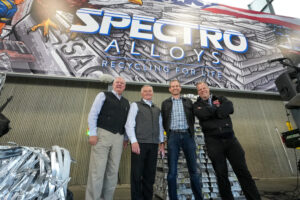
[123,140,129,149]
[158,143,165,158]
[213,100,220,107]
[89,136,98,145]
[131,142,140,155]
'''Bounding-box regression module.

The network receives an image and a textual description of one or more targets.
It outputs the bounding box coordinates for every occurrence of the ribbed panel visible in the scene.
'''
[0,77,107,185]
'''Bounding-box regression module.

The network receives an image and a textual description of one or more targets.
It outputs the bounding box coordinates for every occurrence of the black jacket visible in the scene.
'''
[193,95,234,138]
[161,97,195,137]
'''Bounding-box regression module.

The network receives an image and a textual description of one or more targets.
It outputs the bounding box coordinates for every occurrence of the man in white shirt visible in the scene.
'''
[125,85,165,200]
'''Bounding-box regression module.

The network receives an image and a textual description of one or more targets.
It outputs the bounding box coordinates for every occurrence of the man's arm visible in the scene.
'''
[158,113,165,158]
[158,113,164,143]
[215,96,234,118]
[193,102,216,120]
[161,101,168,131]
[125,103,140,154]
[88,92,106,145]
[187,99,195,125]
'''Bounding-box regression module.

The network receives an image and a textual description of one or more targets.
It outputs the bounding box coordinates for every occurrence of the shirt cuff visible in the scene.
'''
[89,129,97,136]
[130,138,137,144]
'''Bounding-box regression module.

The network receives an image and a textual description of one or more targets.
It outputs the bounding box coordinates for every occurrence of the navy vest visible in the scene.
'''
[97,92,129,134]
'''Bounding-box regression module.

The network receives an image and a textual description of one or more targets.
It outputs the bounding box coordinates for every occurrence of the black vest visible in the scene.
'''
[135,100,161,144]
[97,92,129,134]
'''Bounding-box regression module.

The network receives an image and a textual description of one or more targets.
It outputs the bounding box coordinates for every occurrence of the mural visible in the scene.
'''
[0,0,300,91]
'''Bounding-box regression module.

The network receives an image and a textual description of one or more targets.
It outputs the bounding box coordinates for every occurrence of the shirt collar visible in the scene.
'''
[112,90,122,100]
[171,96,181,101]
[206,94,213,106]
[142,99,152,107]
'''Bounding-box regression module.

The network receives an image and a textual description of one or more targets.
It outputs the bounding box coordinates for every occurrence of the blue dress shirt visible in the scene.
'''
[170,97,189,130]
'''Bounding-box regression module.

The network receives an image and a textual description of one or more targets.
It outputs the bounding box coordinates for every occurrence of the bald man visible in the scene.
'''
[86,77,130,200]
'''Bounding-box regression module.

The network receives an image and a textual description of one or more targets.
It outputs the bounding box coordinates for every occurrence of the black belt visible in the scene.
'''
[170,129,188,133]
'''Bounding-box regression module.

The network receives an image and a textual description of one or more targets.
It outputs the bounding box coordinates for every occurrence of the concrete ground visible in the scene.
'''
[69,177,300,200]
[69,184,130,200]
[255,177,300,200]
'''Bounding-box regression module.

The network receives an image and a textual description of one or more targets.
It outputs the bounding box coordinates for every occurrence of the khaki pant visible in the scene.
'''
[85,128,124,200]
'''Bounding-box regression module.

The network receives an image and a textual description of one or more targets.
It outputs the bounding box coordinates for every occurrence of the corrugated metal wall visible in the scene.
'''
[0,76,298,186]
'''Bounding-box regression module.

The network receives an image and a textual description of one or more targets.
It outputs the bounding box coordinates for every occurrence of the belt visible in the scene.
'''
[170,129,188,133]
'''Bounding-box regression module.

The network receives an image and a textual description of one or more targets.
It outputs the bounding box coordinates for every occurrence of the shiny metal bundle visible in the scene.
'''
[0,145,72,200]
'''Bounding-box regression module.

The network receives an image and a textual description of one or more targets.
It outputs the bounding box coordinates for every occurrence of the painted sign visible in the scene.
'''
[0,0,299,91]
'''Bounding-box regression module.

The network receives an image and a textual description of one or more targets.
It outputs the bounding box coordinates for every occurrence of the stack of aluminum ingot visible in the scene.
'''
[0,144,72,200]
[154,94,245,200]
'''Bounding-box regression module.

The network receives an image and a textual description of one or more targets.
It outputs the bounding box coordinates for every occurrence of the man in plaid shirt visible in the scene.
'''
[161,80,203,200]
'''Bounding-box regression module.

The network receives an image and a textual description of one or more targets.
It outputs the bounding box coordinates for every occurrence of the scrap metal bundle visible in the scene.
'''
[0,145,72,200]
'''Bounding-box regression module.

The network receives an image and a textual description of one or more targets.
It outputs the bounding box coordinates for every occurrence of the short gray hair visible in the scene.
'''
[141,85,153,92]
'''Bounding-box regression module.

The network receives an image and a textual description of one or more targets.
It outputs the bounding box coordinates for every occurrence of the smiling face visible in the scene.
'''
[197,82,210,100]
[169,80,181,97]
[141,85,153,101]
[112,77,126,95]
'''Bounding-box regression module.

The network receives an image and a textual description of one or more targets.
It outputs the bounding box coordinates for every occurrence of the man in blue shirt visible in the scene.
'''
[125,85,165,200]
[161,80,203,200]
[86,77,130,200]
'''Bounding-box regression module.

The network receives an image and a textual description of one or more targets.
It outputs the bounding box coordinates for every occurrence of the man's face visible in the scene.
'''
[113,77,126,95]
[169,81,181,96]
[141,86,153,100]
[197,83,210,100]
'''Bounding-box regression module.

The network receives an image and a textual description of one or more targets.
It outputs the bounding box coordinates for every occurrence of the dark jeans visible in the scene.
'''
[205,136,261,200]
[131,143,158,200]
[167,131,203,200]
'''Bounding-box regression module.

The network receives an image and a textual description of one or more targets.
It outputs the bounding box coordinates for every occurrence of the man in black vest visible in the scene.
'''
[86,77,130,200]
[193,82,261,200]
[161,80,203,200]
[125,85,165,200]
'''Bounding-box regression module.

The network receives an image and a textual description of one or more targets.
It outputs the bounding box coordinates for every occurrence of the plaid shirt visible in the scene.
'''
[170,97,189,130]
